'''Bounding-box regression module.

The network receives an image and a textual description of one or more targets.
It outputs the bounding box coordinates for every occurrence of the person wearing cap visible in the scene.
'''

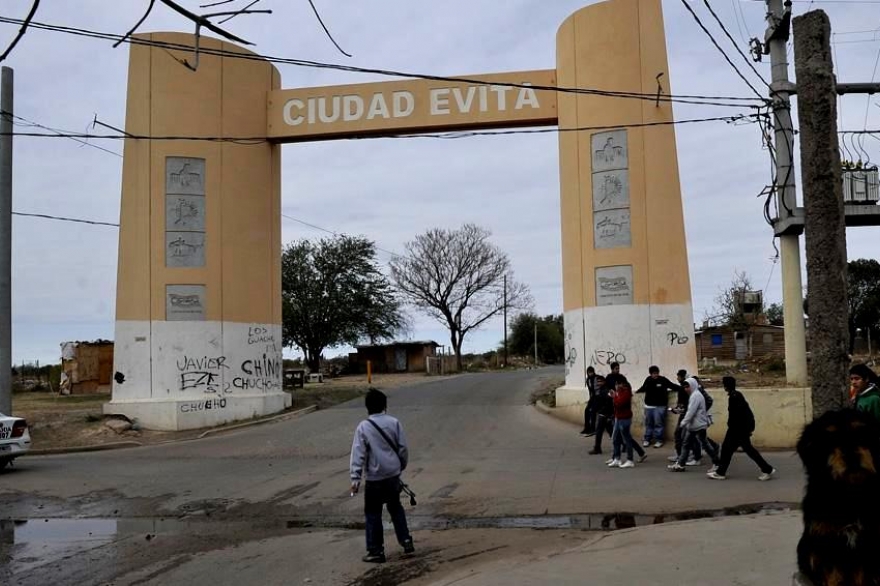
[850,363,880,424]
[350,388,415,563]
[707,376,776,481]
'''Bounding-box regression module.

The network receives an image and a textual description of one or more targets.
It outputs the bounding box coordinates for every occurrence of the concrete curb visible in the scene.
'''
[197,405,318,439]
[535,400,554,415]
[29,440,144,456]
[26,405,319,456]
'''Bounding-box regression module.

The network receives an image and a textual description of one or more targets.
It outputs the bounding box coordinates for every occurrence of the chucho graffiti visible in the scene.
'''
[180,398,226,413]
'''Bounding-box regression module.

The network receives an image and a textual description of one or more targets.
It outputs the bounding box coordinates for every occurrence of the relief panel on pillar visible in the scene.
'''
[165,157,206,268]
[166,157,206,196]
[595,265,633,307]
[590,130,631,249]
[166,285,206,321]
[166,232,206,267]
[594,209,632,249]
[591,130,628,173]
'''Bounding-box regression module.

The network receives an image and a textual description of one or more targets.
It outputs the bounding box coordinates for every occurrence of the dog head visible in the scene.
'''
[797,409,880,488]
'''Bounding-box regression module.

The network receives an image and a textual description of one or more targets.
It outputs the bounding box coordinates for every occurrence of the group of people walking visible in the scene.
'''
[580,363,776,481]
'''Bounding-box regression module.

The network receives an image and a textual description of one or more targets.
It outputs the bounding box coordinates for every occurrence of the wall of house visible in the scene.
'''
[697,327,786,362]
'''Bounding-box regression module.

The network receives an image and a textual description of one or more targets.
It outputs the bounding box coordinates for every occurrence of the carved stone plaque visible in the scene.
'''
[594,209,632,249]
[592,169,630,212]
[165,195,205,232]
[166,232,206,268]
[591,130,628,173]
[167,285,206,321]
[596,266,633,306]
[166,157,206,196]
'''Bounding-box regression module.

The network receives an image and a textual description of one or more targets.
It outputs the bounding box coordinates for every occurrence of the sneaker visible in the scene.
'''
[653,441,663,449]
[667,463,686,472]
[619,460,634,469]
[708,465,718,473]
[642,440,650,447]
[686,459,702,467]
[402,539,415,554]
[606,459,621,467]
[362,553,386,563]
[638,453,649,463]
[585,432,596,437]
[588,448,602,455]
[667,454,679,462]
[758,469,776,482]
[706,471,727,480]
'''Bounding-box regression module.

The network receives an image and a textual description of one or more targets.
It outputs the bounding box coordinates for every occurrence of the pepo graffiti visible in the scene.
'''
[589,349,627,367]
[667,332,689,346]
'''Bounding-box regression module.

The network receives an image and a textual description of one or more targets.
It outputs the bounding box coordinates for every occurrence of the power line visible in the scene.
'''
[281,213,401,258]
[0,113,763,144]
[699,0,772,91]
[305,0,352,58]
[678,0,766,99]
[0,16,767,109]
[0,0,39,63]
[11,211,119,227]
[8,112,122,157]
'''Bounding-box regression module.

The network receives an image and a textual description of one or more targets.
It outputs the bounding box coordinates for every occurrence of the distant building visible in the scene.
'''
[350,341,439,374]
[695,324,785,362]
[60,340,114,394]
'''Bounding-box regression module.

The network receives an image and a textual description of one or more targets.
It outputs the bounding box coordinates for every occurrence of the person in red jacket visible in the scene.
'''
[607,379,648,468]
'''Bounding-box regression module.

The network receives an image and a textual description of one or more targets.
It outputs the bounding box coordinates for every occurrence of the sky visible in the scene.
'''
[2,0,879,366]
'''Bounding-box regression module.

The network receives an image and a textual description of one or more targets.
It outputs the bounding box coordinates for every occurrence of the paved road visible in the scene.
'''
[0,368,806,584]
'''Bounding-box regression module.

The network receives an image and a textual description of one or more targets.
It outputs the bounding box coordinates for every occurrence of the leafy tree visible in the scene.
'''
[281,236,406,372]
[508,313,564,364]
[765,302,785,326]
[390,224,532,371]
[847,259,880,354]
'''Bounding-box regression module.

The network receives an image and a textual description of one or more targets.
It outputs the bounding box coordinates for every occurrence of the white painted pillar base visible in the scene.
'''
[108,320,288,431]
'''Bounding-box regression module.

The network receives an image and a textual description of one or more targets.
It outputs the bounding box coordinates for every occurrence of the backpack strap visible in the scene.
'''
[366,418,404,469]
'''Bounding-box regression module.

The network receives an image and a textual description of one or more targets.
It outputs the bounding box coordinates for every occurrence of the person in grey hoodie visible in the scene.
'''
[668,377,720,472]
[350,388,414,563]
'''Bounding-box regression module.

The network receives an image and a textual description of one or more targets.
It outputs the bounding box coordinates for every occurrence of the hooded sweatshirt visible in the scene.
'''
[350,413,409,483]
[855,383,880,424]
[612,385,634,420]
[680,377,710,431]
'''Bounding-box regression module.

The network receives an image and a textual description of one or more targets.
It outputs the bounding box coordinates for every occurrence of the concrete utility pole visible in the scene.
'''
[793,11,850,417]
[533,321,538,367]
[767,0,809,387]
[0,67,11,415]
[502,274,508,367]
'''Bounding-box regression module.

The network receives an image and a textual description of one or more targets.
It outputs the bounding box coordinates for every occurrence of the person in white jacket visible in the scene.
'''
[350,388,414,563]
[668,377,720,472]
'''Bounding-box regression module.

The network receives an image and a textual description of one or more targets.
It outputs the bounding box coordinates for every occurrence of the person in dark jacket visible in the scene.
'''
[635,365,679,448]
[588,375,614,455]
[581,366,598,436]
[707,376,775,481]
[603,362,625,395]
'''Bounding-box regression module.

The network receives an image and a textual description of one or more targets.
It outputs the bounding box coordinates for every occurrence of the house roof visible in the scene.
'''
[356,340,439,350]
[694,324,785,335]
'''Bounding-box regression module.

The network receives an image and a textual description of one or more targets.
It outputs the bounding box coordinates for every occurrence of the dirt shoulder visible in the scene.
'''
[14,373,447,452]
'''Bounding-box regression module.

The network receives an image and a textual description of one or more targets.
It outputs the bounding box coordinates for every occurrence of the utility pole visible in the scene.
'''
[793,10,849,416]
[766,0,809,387]
[0,67,11,416]
[533,321,538,367]
[503,274,508,368]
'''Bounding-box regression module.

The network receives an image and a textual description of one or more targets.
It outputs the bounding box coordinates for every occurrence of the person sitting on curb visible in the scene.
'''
[349,389,415,564]
[850,363,880,424]
[607,379,648,468]
[635,365,679,449]
[668,377,720,472]
[588,375,614,455]
[707,376,776,481]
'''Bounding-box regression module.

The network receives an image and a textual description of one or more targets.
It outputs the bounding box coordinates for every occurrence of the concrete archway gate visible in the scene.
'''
[107,0,696,430]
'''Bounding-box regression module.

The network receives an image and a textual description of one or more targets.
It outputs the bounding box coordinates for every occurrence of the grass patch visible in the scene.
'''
[13,392,110,412]
[530,376,563,408]
[290,386,368,411]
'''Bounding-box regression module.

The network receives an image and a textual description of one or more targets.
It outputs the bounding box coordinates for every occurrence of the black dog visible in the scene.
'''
[796,409,880,586]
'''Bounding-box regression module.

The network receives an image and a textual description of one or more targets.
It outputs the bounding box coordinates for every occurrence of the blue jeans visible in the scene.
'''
[677,429,720,467]
[364,476,411,555]
[643,407,666,443]
[612,419,645,461]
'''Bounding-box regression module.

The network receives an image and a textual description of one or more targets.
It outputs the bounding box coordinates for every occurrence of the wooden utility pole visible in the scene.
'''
[793,10,850,417]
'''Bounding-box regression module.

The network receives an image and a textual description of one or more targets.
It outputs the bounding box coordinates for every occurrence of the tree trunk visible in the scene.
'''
[306,348,322,373]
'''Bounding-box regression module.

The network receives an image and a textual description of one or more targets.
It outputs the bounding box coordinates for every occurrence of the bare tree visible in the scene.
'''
[709,270,761,329]
[390,224,532,371]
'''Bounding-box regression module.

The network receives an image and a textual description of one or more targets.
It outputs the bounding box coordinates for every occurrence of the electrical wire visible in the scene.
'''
[12,211,119,227]
[699,0,772,91]
[7,112,122,157]
[281,213,403,258]
[305,0,352,58]
[0,16,767,109]
[0,113,763,144]
[0,0,39,62]
[679,0,765,99]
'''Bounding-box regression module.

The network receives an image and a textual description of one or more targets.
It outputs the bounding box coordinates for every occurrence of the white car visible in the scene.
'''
[0,413,31,469]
